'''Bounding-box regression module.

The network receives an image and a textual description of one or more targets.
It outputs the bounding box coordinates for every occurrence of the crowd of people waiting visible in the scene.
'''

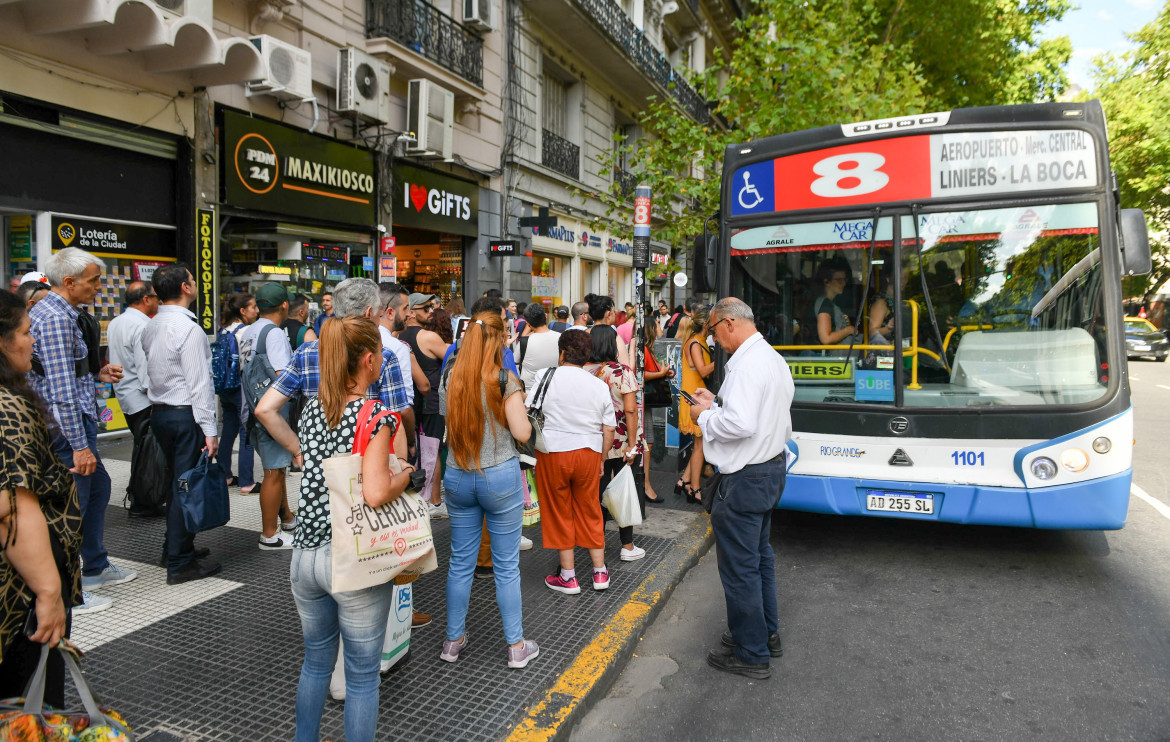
[0,247,696,740]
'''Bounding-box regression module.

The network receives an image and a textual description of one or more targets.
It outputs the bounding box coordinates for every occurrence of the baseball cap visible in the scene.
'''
[408,292,438,309]
[21,271,49,285]
[254,283,290,309]
[555,305,569,318]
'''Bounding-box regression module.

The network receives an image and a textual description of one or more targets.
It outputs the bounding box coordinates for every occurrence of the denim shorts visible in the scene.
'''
[253,424,292,470]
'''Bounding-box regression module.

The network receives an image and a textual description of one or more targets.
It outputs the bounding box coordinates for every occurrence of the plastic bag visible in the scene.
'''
[601,465,642,529]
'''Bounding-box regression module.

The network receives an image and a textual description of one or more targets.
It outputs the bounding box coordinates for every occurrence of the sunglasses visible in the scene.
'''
[707,317,731,334]
[417,305,435,312]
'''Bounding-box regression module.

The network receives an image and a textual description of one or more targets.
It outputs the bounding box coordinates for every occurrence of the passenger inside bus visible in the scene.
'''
[814,260,859,355]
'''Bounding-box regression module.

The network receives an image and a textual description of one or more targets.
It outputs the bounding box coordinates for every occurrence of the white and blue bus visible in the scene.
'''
[709,101,1150,529]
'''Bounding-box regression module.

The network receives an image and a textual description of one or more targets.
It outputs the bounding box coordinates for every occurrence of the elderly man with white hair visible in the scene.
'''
[29,247,135,615]
[687,297,794,680]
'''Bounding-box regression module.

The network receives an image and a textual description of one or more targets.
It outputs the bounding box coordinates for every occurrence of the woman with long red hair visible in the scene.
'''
[438,311,538,668]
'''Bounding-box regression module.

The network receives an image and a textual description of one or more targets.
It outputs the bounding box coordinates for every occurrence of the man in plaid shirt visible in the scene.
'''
[30,248,137,615]
[255,277,415,461]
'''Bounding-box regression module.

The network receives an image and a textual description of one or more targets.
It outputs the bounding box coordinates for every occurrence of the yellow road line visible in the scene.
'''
[506,518,713,742]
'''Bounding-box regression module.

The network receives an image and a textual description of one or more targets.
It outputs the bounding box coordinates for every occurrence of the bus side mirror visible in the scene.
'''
[693,233,719,293]
[1119,208,1151,276]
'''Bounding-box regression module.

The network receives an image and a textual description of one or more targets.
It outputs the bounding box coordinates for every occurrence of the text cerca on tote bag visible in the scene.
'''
[325,400,438,594]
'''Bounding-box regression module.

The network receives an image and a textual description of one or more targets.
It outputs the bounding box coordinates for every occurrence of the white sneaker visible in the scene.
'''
[620,545,647,561]
[519,535,533,551]
[81,563,138,590]
[428,501,449,519]
[258,533,294,550]
[73,591,113,615]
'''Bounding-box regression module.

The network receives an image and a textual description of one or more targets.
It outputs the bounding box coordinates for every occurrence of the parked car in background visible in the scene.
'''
[1124,317,1168,361]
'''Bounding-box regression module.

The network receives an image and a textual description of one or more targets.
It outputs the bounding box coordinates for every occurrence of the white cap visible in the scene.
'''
[20,271,49,285]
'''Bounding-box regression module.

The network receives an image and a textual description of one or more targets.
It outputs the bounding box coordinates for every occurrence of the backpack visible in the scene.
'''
[212,326,241,393]
[240,324,280,413]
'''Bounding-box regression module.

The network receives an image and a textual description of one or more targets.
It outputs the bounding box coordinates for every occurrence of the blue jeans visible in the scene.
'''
[710,459,786,665]
[290,543,394,742]
[218,390,254,487]
[51,416,110,576]
[443,459,525,645]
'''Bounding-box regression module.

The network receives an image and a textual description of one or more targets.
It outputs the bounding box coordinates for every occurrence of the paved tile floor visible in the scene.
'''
[75,447,699,741]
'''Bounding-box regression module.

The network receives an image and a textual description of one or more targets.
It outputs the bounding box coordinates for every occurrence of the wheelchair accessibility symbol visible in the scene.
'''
[738,172,764,210]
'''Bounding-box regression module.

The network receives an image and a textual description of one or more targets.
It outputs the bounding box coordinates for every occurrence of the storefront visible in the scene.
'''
[217,107,377,316]
[529,208,637,313]
[0,91,185,431]
[389,163,478,307]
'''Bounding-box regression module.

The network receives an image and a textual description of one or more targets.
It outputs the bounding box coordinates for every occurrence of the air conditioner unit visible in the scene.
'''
[463,0,493,32]
[248,35,314,101]
[336,47,392,125]
[150,0,213,25]
[407,79,454,159]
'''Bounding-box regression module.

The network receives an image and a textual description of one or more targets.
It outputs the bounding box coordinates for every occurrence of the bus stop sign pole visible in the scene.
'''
[633,185,651,415]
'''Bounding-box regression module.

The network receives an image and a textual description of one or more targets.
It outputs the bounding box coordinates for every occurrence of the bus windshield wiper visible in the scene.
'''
[911,204,952,373]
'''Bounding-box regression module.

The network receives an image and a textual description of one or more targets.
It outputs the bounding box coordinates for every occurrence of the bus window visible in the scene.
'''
[729,216,897,405]
[900,203,1106,406]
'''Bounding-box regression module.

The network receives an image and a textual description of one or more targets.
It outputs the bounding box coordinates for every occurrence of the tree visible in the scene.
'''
[1091,1,1170,301]
[587,0,1072,262]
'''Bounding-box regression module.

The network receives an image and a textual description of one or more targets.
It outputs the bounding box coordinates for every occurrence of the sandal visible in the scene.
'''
[225,476,239,487]
[685,486,703,505]
[239,484,259,495]
[674,479,691,497]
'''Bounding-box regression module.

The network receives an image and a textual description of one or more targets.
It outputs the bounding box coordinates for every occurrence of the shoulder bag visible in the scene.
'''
[514,367,556,466]
[643,349,672,408]
[326,400,437,594]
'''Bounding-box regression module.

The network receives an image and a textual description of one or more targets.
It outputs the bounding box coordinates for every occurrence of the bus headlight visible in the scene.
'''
[1060,448,1090,473]
[1092,437,1111,454]
[1031,457,1058,480]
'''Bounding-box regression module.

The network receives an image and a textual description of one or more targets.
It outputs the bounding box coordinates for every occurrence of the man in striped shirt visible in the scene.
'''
[142,263,221,585]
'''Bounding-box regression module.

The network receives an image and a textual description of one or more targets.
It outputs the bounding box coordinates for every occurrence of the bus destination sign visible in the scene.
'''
[730,129,1098,215]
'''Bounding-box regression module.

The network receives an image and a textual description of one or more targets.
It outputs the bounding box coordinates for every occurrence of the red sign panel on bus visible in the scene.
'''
[730,129,1098,216]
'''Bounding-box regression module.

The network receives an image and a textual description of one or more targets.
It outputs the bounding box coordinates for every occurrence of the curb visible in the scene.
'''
[504,512,715,742]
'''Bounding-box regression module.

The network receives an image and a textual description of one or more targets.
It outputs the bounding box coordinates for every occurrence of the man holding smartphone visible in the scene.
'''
[688,298,794,680]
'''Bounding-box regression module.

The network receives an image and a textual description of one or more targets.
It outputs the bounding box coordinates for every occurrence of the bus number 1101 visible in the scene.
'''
[951,450,985,466]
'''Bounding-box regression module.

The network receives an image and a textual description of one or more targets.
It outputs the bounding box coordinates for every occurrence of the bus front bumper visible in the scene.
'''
[778,470,1132,530]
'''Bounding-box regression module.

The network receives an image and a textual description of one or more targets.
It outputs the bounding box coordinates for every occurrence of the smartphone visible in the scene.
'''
[679,389,698,406]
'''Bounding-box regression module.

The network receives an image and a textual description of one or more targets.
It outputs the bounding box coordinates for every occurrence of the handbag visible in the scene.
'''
[326,400,438,594]
[601,465,643,528]
[643,350,672,409]
[177,451,230,533]
[129,420,171,514]
[0,643,134,740]
[515,367,556,465]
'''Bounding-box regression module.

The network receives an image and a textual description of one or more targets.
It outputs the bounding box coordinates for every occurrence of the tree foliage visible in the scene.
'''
[1091,1,1170,300]
[587,0,1073,260]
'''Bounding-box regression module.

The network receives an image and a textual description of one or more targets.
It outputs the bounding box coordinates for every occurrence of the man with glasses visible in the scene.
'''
[687,297,794,680]
[107,281,161,517]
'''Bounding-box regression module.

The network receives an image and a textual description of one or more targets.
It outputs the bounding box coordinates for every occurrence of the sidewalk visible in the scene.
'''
[78,444,712,741]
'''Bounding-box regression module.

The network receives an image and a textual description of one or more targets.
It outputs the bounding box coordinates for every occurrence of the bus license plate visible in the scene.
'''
[866,490,935,514]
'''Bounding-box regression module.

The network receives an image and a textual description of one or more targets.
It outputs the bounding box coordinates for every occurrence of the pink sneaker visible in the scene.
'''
[440,635,468,663]
[592,570,610,591]
[544,573,581,595]
[507,639,540,668]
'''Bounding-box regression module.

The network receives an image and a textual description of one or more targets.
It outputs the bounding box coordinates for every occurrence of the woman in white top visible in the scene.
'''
[516,303,561,390]
[527,330,617,595]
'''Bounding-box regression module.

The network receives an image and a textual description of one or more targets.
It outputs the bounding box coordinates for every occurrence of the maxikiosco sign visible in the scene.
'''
[221,108,376,225]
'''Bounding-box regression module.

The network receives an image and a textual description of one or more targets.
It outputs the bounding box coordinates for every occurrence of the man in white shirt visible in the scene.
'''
[107,281,159,516]
[688,297,794,680]
[239,283,296,550]
[141,264,221,584]
[376,282,423,407]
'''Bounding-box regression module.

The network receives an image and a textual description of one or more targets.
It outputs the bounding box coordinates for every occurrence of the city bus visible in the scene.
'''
[710,101,1150,529]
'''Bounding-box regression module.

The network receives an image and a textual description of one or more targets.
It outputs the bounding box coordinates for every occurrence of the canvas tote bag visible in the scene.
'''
[325,400,438,594]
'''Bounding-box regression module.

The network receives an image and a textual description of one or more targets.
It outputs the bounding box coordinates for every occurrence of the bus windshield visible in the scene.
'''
[729,201,1106,407]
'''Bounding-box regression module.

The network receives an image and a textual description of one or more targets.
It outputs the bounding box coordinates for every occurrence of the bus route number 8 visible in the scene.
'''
[810,152,890,198]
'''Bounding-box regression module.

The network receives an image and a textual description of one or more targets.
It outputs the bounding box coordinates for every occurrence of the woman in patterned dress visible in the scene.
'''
[287,316,414,742]
[0,290,81,706]
[585,325,647,562]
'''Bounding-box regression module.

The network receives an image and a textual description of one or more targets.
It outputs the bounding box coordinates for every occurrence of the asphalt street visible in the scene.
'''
[573,364,1170,742]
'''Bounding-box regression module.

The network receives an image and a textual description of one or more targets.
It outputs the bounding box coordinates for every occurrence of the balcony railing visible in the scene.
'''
[572,0,709,123]
[367,0,484,87]
[543,128,580,180]
[615,169,637,199]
